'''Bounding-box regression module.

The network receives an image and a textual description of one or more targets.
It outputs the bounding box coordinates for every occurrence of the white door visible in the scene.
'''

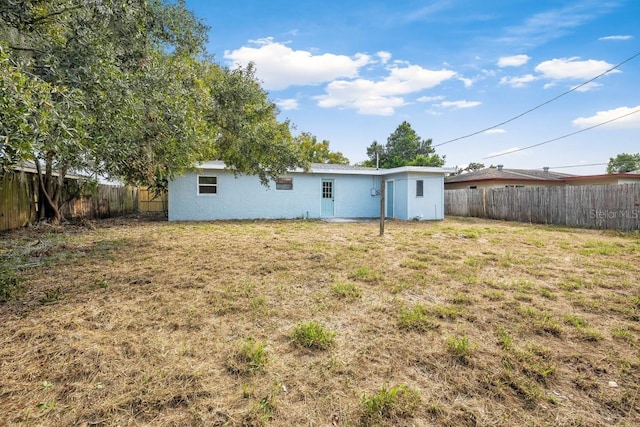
[321,179,334,217]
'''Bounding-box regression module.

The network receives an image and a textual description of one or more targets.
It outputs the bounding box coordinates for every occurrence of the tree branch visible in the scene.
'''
[28,4,84,25]
[8,45,46,54]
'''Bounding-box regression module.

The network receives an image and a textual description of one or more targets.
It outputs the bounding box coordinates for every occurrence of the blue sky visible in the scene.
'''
[186,0,639,174]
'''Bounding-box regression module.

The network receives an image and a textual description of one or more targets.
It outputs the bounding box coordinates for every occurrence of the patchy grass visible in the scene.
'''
[360,384,421,424]
[291,321,336,350]
[0,215,639,426]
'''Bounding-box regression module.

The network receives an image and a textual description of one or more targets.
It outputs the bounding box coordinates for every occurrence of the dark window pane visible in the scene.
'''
[199,186,217,194]
[199,176,217,185]
[276,177,293,190]
[416,180,424,197]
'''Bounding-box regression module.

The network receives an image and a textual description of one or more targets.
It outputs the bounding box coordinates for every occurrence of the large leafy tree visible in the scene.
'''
[295,132,349,165]
[607,153,640,174]
[364,121,444,168]
[0,0,304,222]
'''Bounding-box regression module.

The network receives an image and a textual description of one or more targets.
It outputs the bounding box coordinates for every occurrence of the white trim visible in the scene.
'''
[197,174,218,195]
[196,161,455,176]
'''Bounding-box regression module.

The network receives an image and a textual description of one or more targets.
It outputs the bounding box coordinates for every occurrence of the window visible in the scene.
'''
[198,175,217,194]
[276,177,293,190]
[469,186,478,189]
[416,180,424,197]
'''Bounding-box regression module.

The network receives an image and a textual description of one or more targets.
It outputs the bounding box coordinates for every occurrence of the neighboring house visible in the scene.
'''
[445,165,572,190]
[168,161,455,221]
[445,165,640,190]
[563,172,640,186]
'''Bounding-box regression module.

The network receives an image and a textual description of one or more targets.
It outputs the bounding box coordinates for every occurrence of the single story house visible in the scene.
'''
[168,161,455,221]
[445,165,640,190]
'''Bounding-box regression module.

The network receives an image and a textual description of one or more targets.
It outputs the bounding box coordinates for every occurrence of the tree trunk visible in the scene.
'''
[34,155,63,224]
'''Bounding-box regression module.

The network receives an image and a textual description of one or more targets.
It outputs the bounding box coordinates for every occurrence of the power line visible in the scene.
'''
[482,108,640,160]
[433,50,640,148]
[546,162,608,170]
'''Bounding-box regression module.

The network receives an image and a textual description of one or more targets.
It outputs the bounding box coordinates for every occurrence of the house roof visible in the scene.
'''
[445,167,640,185]
[445,167,574,184]
[198,161,455,176]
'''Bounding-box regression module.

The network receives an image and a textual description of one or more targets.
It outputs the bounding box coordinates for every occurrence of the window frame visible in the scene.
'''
[197,175,218,195]
[275,177,293,191]
[416,179,424,198]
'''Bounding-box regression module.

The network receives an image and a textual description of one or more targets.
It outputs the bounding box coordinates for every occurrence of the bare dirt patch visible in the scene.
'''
[1,216,639,426]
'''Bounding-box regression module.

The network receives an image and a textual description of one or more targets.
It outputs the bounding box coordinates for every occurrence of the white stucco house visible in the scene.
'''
[168,161,455,221]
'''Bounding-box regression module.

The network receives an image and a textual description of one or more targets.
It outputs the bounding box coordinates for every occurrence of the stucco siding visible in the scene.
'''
[407,173,445,220]
[328,174,381,218]
[381,172,444,220]
[169,170,382,221]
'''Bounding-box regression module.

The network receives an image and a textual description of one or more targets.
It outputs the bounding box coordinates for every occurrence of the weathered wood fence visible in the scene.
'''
[1,171,140,232]
[138,187,168,213]
[445,184,640,231]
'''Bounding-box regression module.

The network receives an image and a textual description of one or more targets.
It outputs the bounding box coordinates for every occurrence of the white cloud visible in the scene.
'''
[599,35,633,41]
[275,98,299,111]
[377,51,392,64]
[499,3,619,48]
[314,64,456,116]
[497,54,531,67]
[224,38,372,90]
[438,100,482,109]
[417,95,445,102]
[534,57,619,80]
[457,76,474,88]
[499,74,538,88]
[484,129,506,134]
[572,106,640,129]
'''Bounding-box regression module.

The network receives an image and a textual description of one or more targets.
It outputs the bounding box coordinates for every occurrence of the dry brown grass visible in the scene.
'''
[1,215,639,426]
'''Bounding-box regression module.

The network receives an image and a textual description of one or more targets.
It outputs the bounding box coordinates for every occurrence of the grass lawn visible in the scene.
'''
[1,215,639,426]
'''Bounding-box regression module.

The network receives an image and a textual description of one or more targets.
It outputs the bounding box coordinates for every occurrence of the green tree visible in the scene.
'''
[1,1,304,222]
[207,63,306,185]
[295,132,349,165]
[460,162,485,174]
[364,121,444,168]
[607,153,640,174]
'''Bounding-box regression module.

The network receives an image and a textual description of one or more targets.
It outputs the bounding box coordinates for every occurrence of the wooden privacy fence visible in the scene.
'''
[0,172,38,232]
[138,187,168,213]
[445,184,640,231]
[60,185,138,220]
[1,171,140,232]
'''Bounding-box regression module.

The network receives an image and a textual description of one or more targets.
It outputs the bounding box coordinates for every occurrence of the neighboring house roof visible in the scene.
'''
[445,167,573,184]
[13,161,87,180]
[563,173,640,182]
[198,161,456,176]
[445,166,640,185]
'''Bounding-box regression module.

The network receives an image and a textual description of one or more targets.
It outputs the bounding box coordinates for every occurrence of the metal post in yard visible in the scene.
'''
[380,178,385,236]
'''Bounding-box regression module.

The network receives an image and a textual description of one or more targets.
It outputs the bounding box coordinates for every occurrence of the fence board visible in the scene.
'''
[1,172,37,232]
[445,184,640,231]
[138,187,167,213]
[1,171,139,231]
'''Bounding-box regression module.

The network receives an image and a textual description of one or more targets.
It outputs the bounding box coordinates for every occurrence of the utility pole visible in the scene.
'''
[379,178,385,236]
